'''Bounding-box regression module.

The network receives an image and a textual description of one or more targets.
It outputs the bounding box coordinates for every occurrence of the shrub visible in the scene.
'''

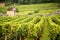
[16,8,19,12]
[34,10,39,13]
[0,7,7,13]
[28,13,33,15]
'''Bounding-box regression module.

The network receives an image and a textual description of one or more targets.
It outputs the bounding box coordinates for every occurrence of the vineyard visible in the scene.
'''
[0,14,60,40]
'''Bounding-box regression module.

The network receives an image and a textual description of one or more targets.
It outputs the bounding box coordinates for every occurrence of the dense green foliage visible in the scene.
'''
[0,14,60,40]
[0,7,7,13]
[0,0,60,5]
[4,0,60,5]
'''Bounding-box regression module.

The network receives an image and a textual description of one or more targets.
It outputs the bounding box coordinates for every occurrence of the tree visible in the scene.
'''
[1,0,60,5]
[0,0,5,2]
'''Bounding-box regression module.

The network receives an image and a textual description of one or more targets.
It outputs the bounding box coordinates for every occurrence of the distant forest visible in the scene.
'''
[0,0,60,4]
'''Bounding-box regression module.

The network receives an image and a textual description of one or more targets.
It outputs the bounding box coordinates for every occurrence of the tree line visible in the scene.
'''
[0,0,60,5]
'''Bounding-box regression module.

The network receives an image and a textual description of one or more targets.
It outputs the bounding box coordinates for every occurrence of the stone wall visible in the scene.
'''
[7,11,16,17]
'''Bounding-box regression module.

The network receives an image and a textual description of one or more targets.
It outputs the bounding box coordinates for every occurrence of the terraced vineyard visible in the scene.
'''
[0,14,60,40]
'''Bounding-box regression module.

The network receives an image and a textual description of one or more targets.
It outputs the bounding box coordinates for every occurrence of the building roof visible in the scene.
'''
[7,7,16,11]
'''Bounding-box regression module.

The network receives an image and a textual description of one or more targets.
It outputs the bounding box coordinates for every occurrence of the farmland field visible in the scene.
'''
[0,3,60,14]
[16,3,60,15]
[0,3,60,40]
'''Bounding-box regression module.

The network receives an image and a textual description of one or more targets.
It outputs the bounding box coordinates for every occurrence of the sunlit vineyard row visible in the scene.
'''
[0,15,60,40]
